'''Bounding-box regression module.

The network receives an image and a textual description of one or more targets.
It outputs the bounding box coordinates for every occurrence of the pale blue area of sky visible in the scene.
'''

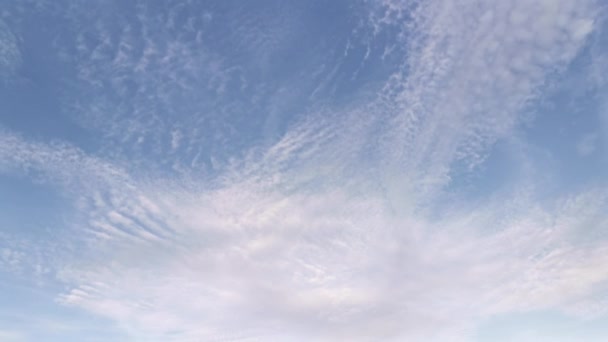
[476,310,608,342]
[0,277,127,341]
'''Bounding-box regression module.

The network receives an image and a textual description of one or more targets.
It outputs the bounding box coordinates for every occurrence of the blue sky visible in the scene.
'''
[1,0,608,341]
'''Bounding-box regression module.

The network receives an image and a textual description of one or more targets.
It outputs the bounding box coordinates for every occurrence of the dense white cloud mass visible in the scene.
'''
[1,0,608,341]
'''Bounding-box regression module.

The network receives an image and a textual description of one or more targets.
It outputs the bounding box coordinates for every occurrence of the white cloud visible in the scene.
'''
[1,0,608,341]
[50,170,608,341]
[5,126,602,340]
[0,19,20,80]
[0,129,131,192]
[374,0,598,198]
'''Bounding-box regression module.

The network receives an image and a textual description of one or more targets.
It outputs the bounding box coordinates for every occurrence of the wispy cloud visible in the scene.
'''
[1,0,608,341]
[373,0,598,200]
[4,122,608,341]
[0,19,21,81]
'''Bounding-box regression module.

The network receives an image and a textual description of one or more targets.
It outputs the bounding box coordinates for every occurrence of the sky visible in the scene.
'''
[1,0,608,341]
